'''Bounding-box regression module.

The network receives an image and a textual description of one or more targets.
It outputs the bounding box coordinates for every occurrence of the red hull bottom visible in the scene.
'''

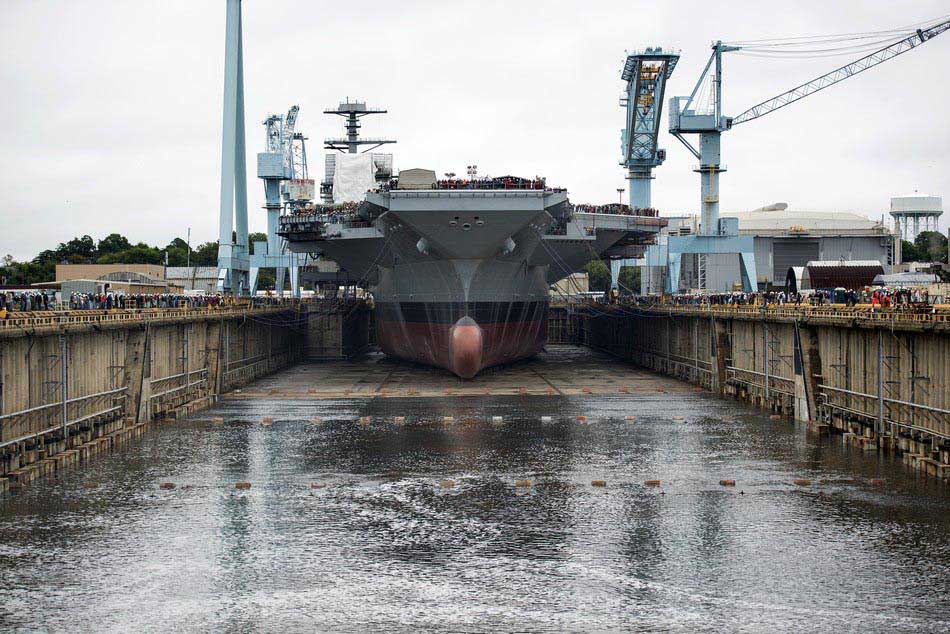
[376,317,547,378]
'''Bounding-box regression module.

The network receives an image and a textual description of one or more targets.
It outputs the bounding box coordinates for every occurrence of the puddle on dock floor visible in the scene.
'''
[2,346,949,633]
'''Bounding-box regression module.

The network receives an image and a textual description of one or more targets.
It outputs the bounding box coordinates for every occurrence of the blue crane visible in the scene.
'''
[619,48,680,210]
[657,16,950,293]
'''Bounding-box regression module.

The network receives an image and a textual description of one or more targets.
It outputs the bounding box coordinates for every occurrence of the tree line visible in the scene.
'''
[1,232,270,287]
[901,231,948,264]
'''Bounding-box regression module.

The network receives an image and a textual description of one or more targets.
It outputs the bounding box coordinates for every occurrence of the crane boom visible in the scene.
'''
[731,19,950,126]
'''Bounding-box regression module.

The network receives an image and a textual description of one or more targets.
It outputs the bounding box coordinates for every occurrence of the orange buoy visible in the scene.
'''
[235,482,251,490]
[644,479,661,487]
[793,479,811,486]
[591,480,607,487]
[159,482,176,490]
[719,479,736,487]
[514,479,532,487]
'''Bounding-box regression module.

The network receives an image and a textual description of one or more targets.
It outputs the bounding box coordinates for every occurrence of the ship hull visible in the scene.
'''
[375,301,547,378]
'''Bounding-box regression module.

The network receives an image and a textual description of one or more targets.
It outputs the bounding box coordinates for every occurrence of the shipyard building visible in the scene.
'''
[642,204,896,293]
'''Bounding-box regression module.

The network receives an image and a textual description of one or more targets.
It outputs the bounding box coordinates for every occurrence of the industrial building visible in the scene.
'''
[164,266,220,293]
[51,263,183,295]
[642,204,896,293]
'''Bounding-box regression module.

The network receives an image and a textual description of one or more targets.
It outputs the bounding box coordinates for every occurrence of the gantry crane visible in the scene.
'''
[611,48,680,289]
[619,47,680,209]
[657,16,950,293]
[252,105,305,297]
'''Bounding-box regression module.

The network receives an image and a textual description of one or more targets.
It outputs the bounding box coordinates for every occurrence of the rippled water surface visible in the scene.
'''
[2,353,950,633]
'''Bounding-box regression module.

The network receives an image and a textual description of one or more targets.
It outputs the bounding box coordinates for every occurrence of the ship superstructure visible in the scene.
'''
[281,181,665,377]
[280,102,664,377]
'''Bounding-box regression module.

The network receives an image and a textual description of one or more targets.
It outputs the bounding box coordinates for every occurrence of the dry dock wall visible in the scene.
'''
[0,301,373,489]
[583,306,950,479]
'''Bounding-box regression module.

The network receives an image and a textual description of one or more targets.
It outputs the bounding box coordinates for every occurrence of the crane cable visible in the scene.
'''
[722,14,948,47]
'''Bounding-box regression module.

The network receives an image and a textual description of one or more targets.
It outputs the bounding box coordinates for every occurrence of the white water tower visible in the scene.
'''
[890,195,943,241]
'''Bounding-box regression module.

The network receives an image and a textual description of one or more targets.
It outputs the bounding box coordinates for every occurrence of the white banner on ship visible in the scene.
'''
[332,153,375,203]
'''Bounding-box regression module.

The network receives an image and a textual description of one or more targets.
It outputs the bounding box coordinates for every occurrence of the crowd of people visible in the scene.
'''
[0,291,51,312]
[432,176,549,190]
[290,201,360,217]
[572,203,660,217]
[66,293,227,310]
[0,291,299,315]
[621,286,932,309]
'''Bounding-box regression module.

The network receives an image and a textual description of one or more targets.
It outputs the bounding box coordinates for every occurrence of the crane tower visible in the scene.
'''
[619,48,679,209]
[652,17,950,293]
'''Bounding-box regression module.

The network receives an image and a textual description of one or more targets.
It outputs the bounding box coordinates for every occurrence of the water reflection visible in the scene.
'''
[1,388,949,632]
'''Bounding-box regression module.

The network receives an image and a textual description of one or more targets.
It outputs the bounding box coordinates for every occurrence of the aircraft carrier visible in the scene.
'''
[278,103,665,377]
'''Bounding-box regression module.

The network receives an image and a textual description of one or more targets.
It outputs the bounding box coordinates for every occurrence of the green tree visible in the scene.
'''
[585,259,610,293]
[192,241,219,266]
[915,230,948,262]
[97,233,132,256]
[618,265,641,294]
[96,243,163,265]
[57,235,97,262]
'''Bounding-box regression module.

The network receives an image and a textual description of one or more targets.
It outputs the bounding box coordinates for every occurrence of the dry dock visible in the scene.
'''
[1,300,948,490]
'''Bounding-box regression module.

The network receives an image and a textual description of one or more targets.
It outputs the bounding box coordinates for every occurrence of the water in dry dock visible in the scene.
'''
[1,346,949,633]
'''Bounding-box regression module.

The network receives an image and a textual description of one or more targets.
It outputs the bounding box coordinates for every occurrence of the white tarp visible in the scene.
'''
[332,153,375,203]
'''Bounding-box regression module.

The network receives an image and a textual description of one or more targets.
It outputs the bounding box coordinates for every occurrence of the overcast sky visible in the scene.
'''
[1,0,948,261]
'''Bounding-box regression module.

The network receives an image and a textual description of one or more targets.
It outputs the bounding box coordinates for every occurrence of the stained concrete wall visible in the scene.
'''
[0,309,303,483]
[582,307,950,479]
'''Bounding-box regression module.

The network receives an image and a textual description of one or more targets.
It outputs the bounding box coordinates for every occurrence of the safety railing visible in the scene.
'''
[0,303,301,334]
[818,384,950,440]
[726,366,795,398]
[618,303,950,325]
[0,387,127,449]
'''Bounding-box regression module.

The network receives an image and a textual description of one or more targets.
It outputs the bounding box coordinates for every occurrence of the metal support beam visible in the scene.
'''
[59,334,68,438]
[877,329,884,437]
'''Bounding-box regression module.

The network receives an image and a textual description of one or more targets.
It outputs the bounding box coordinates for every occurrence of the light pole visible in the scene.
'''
[617,188,625,205]
[467,165,477,181]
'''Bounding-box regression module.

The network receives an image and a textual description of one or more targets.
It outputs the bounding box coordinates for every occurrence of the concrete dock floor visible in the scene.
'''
[224,345,699,400]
